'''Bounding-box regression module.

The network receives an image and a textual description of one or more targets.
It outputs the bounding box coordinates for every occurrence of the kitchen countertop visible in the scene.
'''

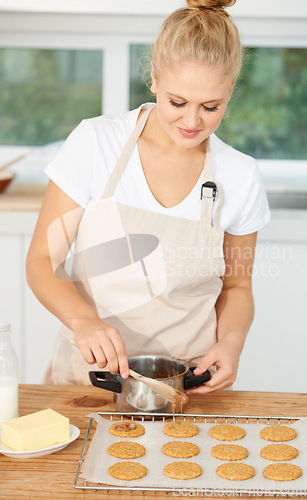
[0,183,46,211]
[1,385,307,499]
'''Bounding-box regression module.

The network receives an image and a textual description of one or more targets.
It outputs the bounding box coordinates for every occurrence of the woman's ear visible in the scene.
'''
[150,62,157,94]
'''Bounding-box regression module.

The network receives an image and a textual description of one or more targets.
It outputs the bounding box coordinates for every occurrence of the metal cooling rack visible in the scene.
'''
[73,411,307,496]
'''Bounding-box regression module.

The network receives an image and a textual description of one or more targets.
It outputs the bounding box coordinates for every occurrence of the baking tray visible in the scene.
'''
[73,411,307,496]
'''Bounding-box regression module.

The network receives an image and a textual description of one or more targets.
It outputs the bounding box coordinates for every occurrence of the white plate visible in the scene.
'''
[0,424,80,458]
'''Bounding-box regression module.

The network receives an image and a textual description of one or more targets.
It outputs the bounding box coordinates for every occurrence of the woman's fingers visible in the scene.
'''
[88,343,107,369]
[186,378,233,394]
[91,325,129,377]
[186,363,236,394]
[205,366,235,389]
[74,320,128,376]
[100,337,121,375]
[107,329,129,378]
[75,337,96,364]
[193,351,216,377]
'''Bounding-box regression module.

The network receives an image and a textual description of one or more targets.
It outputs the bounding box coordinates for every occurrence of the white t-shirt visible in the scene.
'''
[45,103,270,235]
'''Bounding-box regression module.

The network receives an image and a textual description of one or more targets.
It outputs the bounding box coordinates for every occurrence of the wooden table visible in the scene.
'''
[1,385,307,499]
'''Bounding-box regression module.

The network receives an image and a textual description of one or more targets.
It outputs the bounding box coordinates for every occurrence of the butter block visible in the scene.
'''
[1,408,70,451]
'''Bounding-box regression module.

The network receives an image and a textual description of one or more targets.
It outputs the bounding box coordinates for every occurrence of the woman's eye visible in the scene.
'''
[202,105,218,112]
[169,100,186,108]
[169,100,218,112]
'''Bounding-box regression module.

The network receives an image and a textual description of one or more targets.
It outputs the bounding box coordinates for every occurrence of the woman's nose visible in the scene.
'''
[183,108,201,130]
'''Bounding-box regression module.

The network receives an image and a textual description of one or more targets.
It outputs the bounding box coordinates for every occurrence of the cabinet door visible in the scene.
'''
[0,235,22,376]
[23,236,61,384]
[233,240,307,393]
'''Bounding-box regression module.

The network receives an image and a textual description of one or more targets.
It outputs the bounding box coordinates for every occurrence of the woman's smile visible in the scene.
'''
[177,127,202,139]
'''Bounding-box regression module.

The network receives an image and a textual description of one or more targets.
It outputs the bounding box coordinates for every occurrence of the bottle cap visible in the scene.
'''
[0,322,11,332]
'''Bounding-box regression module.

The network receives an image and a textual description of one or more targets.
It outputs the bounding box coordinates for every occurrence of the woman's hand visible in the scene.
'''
[72,317,129,379]
[185,333,242,395]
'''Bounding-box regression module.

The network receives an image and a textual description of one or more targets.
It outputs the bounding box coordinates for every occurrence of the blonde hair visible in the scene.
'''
[152,0,242,85]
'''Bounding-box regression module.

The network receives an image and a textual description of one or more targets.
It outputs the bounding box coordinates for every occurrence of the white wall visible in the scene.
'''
[0,0,306,17]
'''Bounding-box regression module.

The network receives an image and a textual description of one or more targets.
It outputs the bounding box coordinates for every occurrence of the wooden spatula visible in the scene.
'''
[0,154,25,172]
[129,369,188,405]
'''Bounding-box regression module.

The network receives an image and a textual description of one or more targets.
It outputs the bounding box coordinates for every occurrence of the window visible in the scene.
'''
[0,48,103,146]
[219,48,307,160]
[129,44,307,160]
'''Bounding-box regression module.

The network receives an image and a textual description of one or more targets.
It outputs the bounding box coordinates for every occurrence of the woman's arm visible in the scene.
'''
[186,231,257,394]
[26,180,129,378]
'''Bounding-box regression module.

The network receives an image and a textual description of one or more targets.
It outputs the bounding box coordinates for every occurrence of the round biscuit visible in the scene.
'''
[164,461,202,480]
[109,421,145,438]
[216,462,255,481]
[163,421,199,438]
[209,424,245,441]
[108,461,147,480]
[211,444,249,461]
[162,441,199,458]
[108,441,145,459]
[261,444,298,461]
[260,425,297,442]
[263,463,302,481]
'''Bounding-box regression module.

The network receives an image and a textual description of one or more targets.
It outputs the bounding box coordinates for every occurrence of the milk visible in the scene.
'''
[0,376,19,424]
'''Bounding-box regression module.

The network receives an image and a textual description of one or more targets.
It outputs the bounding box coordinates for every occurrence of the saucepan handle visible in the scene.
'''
[89,371,122,393]
[183,366,211,389]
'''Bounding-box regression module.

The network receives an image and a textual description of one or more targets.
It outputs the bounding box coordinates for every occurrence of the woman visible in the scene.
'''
[26,0,270,392]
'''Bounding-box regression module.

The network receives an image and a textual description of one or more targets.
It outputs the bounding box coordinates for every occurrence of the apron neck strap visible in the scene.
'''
[101,104,154,199]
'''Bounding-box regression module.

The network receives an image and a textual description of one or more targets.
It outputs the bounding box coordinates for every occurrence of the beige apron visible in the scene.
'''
[47,103,225,385]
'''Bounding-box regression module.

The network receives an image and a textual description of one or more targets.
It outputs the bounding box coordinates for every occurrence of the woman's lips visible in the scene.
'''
[177,127,201,139]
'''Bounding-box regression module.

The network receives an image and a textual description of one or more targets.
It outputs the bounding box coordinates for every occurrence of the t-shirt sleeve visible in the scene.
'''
[226,162,271,236]
[44,120,95,208]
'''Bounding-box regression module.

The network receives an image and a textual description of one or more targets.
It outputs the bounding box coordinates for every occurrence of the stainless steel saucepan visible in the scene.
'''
[89,354,210,413]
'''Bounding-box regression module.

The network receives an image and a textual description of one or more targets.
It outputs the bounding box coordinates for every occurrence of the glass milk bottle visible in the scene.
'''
[0,322,19,424]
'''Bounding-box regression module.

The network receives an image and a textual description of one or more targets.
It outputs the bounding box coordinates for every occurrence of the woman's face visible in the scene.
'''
[151,62,233,151]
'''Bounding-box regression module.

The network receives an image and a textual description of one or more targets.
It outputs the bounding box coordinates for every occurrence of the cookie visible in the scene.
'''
[163,421,199,438]
[260,425,297,442]
[164,462,202,480]
[211,444,249,461]
[263,463,302,481]
[261,444,298,461]
[109,421,145,438]
[108,441,145,459]
[209,424,245,441]
[108,462,147,480]
[216,462,255,481]
[162,441,199,458]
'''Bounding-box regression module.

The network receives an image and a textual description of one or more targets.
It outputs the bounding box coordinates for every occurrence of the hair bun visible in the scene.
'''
[186,0,236,9]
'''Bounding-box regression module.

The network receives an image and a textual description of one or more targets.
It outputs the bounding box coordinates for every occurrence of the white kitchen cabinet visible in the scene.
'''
[0,234,22,376]
[0,211,60,383]
[0,209,306,390]
[23,235,61,384]
[233,236,307,393]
